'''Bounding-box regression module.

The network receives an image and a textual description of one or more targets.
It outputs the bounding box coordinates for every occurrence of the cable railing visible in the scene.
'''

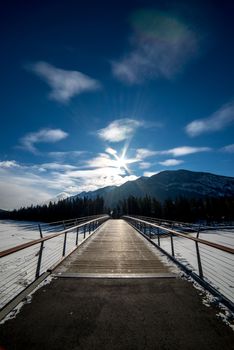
[123,215,234,311]
[0,214,109,312]
[128,214,234,234]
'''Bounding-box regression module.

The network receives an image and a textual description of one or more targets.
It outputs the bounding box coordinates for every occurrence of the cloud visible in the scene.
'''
[161,146,211,157]
[221,144,234,153]
[136,146,210,158]
[159,159,184,166]
[27,61,101,103]
[112,10,198,84]
[38,163,77,171]
[136,148,158,159]
[185,102,234,137]
[0,147,140,209]
[139,162,152,169]
[97,118,143,142]
[0,160,20,168]
[19,128,68,153]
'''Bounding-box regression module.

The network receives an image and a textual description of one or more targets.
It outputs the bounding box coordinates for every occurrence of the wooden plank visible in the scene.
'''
[55,219,171,275]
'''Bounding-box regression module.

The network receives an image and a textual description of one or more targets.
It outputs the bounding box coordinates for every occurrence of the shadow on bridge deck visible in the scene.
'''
[0,219,233,349]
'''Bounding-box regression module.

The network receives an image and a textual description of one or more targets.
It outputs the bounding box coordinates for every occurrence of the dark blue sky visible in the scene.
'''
[0,0,234,209]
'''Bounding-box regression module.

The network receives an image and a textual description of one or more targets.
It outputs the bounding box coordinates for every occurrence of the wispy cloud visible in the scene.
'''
[19,128,68,154]
[136,146,211,158]
[139,162,152,169]
[0,146,140,209]
[97,118,143,142]
[161,146,211,157]
[112,10,198,84]
[159,159,184,166]
[0,160,20,168]
[221,144,234,153]
[27,61,101,103]
[136,148,158,159]
[186,102,234,137]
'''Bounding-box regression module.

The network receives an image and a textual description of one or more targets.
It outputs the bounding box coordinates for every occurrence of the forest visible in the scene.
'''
[0,195,233,224]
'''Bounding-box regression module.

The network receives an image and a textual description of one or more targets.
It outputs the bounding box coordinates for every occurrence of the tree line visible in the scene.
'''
[0,196,105,222]
[112,195,234,223]
[0,195,233,223]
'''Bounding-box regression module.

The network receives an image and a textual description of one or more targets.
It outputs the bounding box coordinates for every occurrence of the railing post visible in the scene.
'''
[170,234,175,257]
[62,231,67,256]
[157,229,160,246]
[76,227,79,245]
[195,242,203,278]
[89,223,91,235]
[149,225,151,239]
[196,223,201,238]
[84,224,86,239]
[35,241,44,278]
[38,224,43,238]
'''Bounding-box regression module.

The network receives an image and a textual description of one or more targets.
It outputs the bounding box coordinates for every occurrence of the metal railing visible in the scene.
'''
[123,215,234,311]
[0,214,109,311]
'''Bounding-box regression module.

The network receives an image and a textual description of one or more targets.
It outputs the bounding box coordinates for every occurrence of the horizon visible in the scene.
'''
[0,1,234,209]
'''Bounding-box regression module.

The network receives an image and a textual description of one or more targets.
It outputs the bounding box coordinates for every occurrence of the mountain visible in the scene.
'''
[72,170,234,208]
[43,191,71,205]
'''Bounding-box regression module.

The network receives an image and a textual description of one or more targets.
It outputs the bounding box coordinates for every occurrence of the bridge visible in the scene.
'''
[0,215,233,349]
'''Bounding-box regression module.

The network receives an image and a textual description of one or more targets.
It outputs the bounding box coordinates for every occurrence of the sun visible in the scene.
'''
[106,146,131,174]
[116,155,128,171]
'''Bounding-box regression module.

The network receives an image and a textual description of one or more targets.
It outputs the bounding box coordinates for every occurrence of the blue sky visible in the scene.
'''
[0,0,234,209]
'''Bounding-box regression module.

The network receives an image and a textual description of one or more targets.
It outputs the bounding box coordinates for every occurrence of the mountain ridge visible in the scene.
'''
[71,169,234,208]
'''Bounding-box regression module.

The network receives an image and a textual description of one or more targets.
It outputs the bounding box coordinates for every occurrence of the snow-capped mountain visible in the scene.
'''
[44,192,71,205]
[72,169,234,207]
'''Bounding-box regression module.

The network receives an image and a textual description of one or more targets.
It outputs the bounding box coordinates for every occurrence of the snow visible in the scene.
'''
[0,220,95,309]
[150,228,234,304]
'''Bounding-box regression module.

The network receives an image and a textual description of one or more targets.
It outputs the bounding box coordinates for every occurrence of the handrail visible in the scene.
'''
[128,214,234,230]
[0,214,110,313]
[123,216,234,254]
[123,215,234,311]
[0,215,109,259]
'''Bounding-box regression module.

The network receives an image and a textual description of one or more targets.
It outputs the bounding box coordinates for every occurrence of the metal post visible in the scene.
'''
[157,231,160,246]
[83,224,86,239]
[35,241,44,278]
[62,232,67,256]
[76,227,79,245]
[149,225,151,239]
[38,224,43,238]
[196,223,201,238]
[195,242,203,278]
[89,223,91,235]
[170,234,175,257]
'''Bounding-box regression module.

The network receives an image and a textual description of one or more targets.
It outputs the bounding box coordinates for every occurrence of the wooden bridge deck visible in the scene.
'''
[1,219,234,349]
[55,219,172,277]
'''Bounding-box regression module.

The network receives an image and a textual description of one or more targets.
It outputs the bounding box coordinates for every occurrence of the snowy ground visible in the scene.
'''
[0,220,94,309]
[150,228,234,303]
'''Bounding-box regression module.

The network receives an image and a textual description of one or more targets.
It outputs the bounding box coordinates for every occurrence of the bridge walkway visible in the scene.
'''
[55,219,172,276]
[0,219,233,349]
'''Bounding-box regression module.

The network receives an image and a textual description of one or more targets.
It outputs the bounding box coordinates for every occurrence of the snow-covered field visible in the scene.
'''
[150,228,234,303]
[0,220,93,309]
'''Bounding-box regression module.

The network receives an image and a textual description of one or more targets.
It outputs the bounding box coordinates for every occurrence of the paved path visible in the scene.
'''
[0,219,233,349]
